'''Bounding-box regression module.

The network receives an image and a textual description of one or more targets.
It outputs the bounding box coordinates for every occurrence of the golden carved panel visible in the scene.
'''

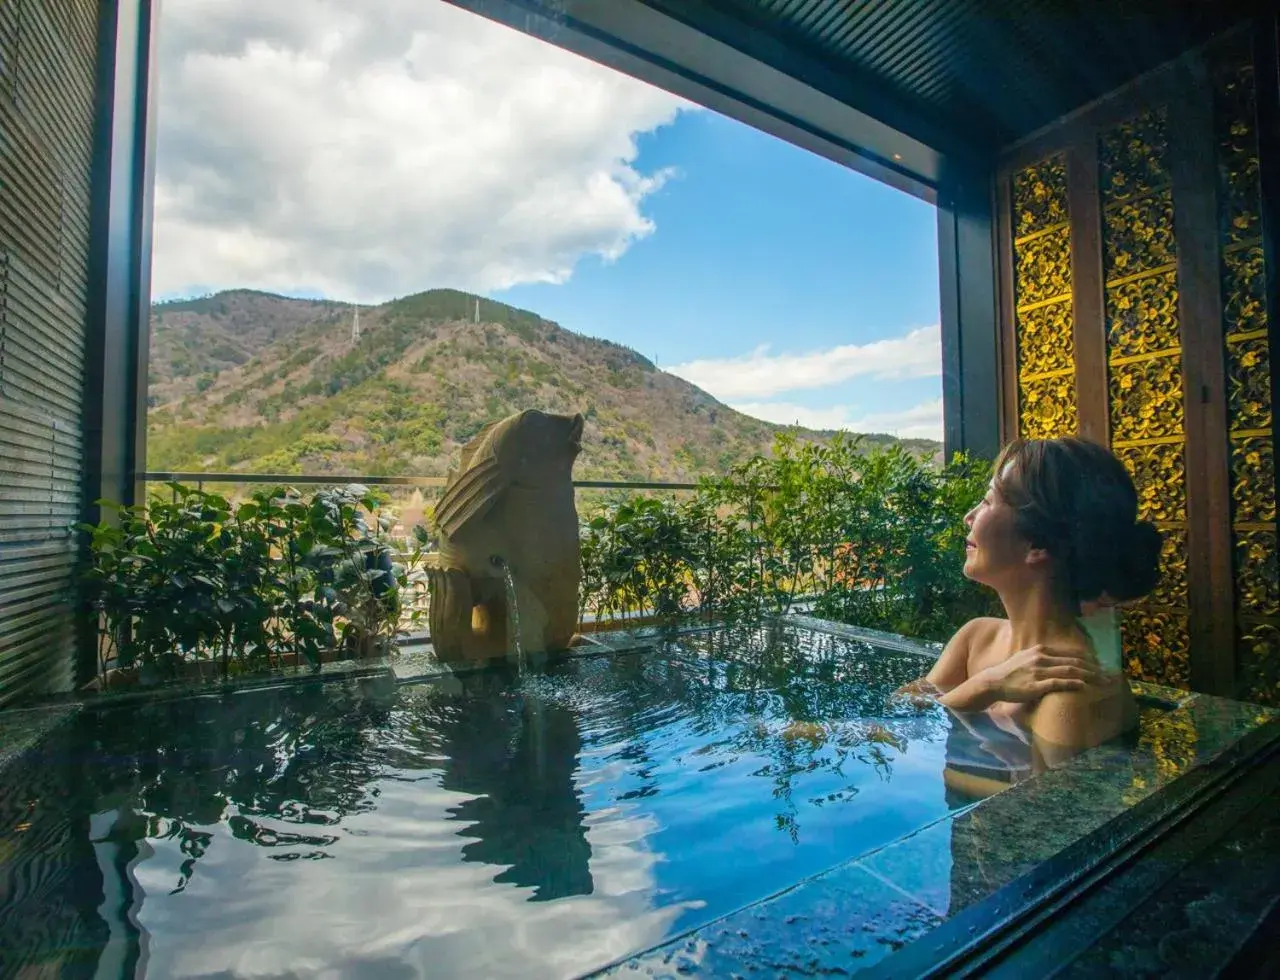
[1014,155,1069,238]
[1106,270,1180,358]
[1017,301,1075,378]
[1214,56,1277,708]
[1121,606,1190,689]
[1215,64,1263,247]
[1227,336,1273,434]
[1019,374,1078,440]
[1114,442,1187,523]
[1099,108,1170,204]
[1149,526,1189,608]
[1101,108,1186,609]
[1222,246,1267,336]
[1103,191,1176,281]
[1235,529,1280,616]
[1239,620,1280,706]
[1015,225,1072,307]
[1109,356,1185,442]
[1231,436,1276,525]
[1011,159,1076,441]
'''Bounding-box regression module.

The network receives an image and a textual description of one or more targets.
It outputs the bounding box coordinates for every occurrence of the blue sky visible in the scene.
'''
[151,0,942,439]
[493,110,941,438]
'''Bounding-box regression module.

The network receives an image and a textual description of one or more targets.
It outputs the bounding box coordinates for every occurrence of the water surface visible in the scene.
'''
[0,622,1017,979]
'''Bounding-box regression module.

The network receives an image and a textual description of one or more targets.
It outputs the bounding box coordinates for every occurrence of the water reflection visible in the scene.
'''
[2,624,990,979]
[941,709,1035,803]
[436,675,593,900]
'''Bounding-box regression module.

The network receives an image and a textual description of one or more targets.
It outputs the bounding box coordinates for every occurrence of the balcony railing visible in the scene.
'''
[144,472,700,492]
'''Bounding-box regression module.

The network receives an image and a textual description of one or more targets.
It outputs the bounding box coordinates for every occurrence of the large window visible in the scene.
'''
[145,0,941,502]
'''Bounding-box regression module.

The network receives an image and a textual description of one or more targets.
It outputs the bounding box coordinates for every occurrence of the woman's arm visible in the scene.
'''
[940,643,1104,713]
[937,669,1002,711]
[894,618,989,699]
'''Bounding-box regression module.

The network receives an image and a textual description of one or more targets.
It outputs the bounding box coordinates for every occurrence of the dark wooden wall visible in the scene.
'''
[994,26,1279,703]
[0,0,102,705]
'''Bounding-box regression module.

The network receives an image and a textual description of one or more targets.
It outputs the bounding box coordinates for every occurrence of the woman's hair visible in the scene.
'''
[992,437,1162,603]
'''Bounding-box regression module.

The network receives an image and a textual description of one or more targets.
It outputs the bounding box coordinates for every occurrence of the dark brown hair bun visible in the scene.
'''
[1108,519,1163,601]
[993,437,1163,605]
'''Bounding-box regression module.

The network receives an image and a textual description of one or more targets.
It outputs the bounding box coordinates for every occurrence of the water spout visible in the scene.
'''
[491,555,526,674]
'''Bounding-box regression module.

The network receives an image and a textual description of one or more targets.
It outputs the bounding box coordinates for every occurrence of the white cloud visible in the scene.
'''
[151,0,693,302]
[731,398,944,441]
[667,325,941,401]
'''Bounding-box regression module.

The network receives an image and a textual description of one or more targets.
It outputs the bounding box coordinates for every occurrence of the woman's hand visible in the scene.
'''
[979,645,1102,703]
[938,644,1102,712]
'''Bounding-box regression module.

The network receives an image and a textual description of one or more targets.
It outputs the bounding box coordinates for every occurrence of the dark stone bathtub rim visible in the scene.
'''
[956,745,1280,979]
[857,715,1280,979]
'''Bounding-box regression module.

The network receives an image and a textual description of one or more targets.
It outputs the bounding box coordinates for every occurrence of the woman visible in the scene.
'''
[906,437,1163,772]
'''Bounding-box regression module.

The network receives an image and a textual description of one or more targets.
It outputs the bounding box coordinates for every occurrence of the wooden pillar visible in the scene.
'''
[1168,56,1235,696]
[1066,141,1110,445]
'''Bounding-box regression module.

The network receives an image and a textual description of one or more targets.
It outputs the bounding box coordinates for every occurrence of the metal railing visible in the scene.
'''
[144,471,700,492]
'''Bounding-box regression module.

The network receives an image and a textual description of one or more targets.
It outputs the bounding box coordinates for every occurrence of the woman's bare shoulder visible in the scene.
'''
[940,617,1007,663]
[957,617,1007,647]
[923,617,1007,689]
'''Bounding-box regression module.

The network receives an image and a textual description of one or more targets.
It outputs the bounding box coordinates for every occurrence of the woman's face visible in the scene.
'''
[963,478,1032,588]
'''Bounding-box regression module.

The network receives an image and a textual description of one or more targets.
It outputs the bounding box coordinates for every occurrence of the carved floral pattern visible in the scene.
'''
[1239,620,1280,706]
[1100,109,1170,204]
[1230,436,1276,525]
[1103,192,1177,281]
[1014,155,1069,238]
[1227,336,1273,434]
[1106,270,1180,358]
[1215,64,1263,247]
[1019,374,1078,440]
[1017,301,1074,378]
[1121,606,1190,689]
[1149,526,1189,608]
[1015,225,1073,307]
[1012,164,1075,441]
[1114,442,1187,523]
[1215,58,1277,706]
[1235,529,1279,616]
[1110,356,1185,442]
[1222,246,1267,336]
[1100,109,1188,662]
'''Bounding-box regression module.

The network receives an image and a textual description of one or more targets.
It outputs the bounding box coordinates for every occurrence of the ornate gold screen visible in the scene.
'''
[1215,63,1279,705]
[1012,156,1078,439]
[1098,109,1192,688]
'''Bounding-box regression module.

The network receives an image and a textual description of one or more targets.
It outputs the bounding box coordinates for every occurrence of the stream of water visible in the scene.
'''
[497,560,526,674]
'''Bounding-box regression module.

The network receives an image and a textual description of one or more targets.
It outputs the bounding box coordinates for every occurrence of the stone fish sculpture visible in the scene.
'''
[427,409,585,664]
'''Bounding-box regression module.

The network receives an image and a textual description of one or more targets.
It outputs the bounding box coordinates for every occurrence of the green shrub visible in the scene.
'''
[579,434,997,641]
[81,484,430,687]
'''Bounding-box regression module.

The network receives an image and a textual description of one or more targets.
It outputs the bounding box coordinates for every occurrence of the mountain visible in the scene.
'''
[146,288,940,483]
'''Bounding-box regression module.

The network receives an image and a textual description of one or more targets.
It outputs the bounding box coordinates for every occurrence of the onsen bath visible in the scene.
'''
[0,617,1275,978]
